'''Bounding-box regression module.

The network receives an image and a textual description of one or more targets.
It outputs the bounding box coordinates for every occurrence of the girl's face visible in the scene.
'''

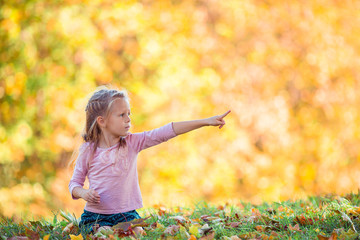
[105,98,131,137]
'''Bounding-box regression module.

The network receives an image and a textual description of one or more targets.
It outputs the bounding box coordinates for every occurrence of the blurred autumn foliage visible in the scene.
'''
[1,0,360,219]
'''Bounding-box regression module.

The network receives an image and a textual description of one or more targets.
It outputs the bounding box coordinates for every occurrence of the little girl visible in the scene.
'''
[69,87,230,236]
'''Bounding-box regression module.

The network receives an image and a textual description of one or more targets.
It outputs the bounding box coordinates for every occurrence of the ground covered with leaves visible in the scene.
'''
[2,193,360,239]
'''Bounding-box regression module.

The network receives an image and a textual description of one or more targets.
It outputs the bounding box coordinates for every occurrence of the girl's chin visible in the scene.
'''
[115,132,129,138]
[121,131,130,137]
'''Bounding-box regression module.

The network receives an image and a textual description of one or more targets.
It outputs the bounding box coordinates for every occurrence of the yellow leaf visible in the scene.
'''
[43,235,50,240]
[189,224,201,238]
[69,235,83,240]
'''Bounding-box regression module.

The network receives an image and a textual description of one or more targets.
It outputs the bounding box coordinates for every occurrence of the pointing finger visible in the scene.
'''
[219,110,231,119]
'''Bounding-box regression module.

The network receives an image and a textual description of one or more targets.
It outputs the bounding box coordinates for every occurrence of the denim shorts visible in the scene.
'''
[79,209,141,235]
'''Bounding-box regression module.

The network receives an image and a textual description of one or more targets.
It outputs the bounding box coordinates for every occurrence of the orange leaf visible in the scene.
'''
[158,206,167,216]
[188,235,197,240]
[317,232,338,240]
[25,228,40,240]
[251,208,261,216]
[217,205,225,210]
[288,224,301,232]
[277,206,285,212]
[294,214,315,226]
[256,225,265,232]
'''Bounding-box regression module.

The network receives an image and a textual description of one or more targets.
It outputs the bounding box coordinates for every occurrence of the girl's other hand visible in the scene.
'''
[82,188,101,204]
[207,110,231,129]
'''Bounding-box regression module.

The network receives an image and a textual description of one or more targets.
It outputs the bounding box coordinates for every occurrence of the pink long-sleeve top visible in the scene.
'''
[69,122,177,214]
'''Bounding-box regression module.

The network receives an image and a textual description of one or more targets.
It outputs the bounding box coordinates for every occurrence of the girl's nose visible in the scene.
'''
[125,115,131,122]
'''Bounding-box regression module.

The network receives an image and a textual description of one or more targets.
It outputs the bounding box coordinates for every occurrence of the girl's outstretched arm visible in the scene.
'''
[172,110,231,135]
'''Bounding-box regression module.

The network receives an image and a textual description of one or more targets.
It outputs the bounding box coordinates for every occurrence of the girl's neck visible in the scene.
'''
[98,133,121,149]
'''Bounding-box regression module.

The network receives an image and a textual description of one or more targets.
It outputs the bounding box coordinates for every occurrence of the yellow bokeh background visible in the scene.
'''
[1,0,360,219]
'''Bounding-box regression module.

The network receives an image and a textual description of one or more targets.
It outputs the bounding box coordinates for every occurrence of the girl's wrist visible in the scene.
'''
[79,188,87,199]
[203,118,211,126]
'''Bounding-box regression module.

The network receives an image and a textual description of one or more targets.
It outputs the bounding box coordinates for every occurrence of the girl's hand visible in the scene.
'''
[207,110,231,129]
[82,188,101,204]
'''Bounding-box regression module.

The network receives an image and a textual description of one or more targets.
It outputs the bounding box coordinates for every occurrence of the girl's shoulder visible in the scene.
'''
[124,131,142,146]
[79,142,92,154]
[124,131,144,140]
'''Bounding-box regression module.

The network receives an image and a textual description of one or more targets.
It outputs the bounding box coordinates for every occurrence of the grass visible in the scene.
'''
[1,192,360,239]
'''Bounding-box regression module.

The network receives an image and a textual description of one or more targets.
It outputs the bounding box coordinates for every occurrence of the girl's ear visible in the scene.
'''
[96,116,106,128]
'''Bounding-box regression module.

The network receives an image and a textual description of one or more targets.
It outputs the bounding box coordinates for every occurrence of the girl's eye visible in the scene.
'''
[118,112,130,117]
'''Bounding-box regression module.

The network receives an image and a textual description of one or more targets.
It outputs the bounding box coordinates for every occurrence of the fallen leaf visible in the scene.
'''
[180,225,190,239]
[227,222,241,228]
[252,208,261,216]
[256,225,265,232]
[288,224,301,232]
[277,206,285,212]
[127,217,150,228]
[266,208,276,215]
[199,224,213,236]
[200,230,215,240]
[69,235,83,240]
[294,214,315,226]
[164,225,180,235]
[214,210,225,217]
[230,236,241,240]
[201,215,211,222]
[217,204,227,210]
[113,222,132,232]
[112,219,150,238]
[113,227,134,238]
[238,232,257,239]
[189,224,201,238]
[334,210,357,233]
[200,215,221,222]
[234,213,242,220]
[150,221,158,229]
[158,206,167,216]
[169,216,187,223]
[25,228,40,240]
[261,215,280,225]
[338,228,359,240]
[63,222,76,234]
[247,208,262,223]
[317,232,338,240]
